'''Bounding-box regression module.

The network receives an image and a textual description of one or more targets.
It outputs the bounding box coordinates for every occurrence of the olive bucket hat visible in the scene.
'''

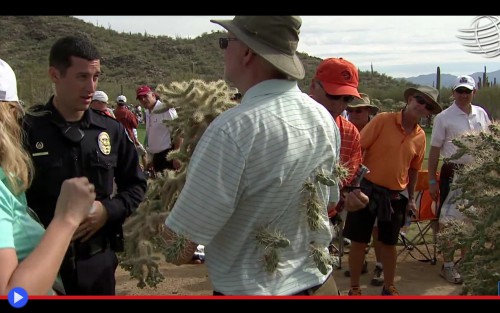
[403,85,442,115]
[348,93,379,115]
[210,16,305,80]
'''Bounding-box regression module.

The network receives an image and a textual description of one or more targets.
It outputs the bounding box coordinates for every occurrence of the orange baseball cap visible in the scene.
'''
[314,58,361,98]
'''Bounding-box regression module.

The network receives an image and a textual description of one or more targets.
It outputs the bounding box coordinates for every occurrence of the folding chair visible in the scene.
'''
[398,170,439,265]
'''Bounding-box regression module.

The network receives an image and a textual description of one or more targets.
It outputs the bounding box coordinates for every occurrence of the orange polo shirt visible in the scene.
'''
[360,111,425,190]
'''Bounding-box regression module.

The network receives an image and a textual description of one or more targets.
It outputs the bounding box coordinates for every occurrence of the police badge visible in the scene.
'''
[98,132,111,155]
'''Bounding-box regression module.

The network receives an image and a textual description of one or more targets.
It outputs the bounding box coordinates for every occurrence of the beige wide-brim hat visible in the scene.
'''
[404,85,442,115]
[211,16,305,80]
[347,93,379,115]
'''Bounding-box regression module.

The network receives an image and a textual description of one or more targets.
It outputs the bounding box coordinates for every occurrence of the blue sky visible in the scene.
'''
[74,16,500,78]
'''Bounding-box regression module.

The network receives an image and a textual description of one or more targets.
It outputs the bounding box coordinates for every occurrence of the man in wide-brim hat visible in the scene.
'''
[162,16,368,296]
[403,85,442,115]
[348,93,380,116]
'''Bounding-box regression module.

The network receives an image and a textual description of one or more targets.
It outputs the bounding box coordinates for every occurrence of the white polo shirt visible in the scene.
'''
[430,102,491,164]
[144,100,173,154]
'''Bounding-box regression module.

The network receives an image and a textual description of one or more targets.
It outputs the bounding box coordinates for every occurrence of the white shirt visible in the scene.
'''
[144,100,173,154]
[430,102,491,164]
[166,79,340,295]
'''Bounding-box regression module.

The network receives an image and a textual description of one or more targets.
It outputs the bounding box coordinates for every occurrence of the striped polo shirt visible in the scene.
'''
[166,79,341,295]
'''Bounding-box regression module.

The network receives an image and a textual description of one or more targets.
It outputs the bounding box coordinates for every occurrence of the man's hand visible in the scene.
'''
[343,189,369,212]
[73,200,108,242]
[429,184,439,202]
[161,226,198,266]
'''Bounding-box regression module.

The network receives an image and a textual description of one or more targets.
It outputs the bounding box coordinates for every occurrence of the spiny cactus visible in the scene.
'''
[310,242,336,275]
[256,227,290,274]
[437,122,500,295]
[119,79,238,288]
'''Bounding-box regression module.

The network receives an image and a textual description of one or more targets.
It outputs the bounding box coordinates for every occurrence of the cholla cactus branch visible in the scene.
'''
[119,79,238,288]
[437,122,500,295]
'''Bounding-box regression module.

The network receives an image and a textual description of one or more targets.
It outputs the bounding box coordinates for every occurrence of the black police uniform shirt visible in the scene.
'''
[22,97,147,250]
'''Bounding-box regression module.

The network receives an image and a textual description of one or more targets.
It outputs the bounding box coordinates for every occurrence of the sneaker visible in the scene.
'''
[348,286,362,296]
[370,265,384,286]
[344,260,368,277]
[440,265,463,284]
[381,285,400,296]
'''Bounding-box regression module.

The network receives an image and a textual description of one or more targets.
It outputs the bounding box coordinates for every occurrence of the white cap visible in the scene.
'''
[0,58,19,102]
[116,95,127,103]
[92,91,109,103]
[453,75,476,90]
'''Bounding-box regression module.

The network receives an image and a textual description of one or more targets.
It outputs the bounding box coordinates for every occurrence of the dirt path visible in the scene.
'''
[116,245,462,296]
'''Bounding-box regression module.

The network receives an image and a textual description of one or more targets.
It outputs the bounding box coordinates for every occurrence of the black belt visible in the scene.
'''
[69,232,110,261]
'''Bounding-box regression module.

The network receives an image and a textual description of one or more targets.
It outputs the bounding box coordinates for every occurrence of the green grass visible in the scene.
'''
[137,124,146,145]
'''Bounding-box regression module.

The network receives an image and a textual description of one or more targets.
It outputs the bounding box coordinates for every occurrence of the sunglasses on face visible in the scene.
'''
[219,37,239,49]
[346,108,366,114]
[317,81,355,103]
[455,88,473,95]
[413,95,434,111]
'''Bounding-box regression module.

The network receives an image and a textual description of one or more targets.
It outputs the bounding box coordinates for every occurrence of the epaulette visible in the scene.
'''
[26,104,48,113]
[91,108,117,120]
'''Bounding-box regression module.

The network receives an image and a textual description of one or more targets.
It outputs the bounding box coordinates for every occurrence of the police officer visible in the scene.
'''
[22,36,147,295]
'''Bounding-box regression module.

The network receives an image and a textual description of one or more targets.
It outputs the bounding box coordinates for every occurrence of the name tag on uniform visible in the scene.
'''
[32,152,49,157]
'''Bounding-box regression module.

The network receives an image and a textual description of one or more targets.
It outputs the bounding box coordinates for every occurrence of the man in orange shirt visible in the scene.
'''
[343,86,442,296]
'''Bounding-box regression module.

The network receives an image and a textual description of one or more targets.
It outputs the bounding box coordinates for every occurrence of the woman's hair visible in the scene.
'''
[0,101,33,194]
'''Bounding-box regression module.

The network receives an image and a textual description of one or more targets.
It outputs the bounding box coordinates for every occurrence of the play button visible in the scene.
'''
[8,287,28,308]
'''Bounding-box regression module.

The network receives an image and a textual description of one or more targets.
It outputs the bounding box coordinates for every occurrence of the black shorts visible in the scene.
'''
[342,197,407,245]
[152,147,175,172]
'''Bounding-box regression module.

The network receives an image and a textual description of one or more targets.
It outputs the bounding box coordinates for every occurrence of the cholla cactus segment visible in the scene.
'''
[255,227,290,249]
[305,195,326,231]
[302,179,316,193]
[256,227,290,274]
[310,243,334,275]
[162,232,192,264]
[120,79,238,288]
[437,122,500,295]
[263,248,280,274]
[316,168,338,186]
[332,162,349,186]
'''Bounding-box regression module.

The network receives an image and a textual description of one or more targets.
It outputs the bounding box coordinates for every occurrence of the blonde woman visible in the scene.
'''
[0,58,95,295]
